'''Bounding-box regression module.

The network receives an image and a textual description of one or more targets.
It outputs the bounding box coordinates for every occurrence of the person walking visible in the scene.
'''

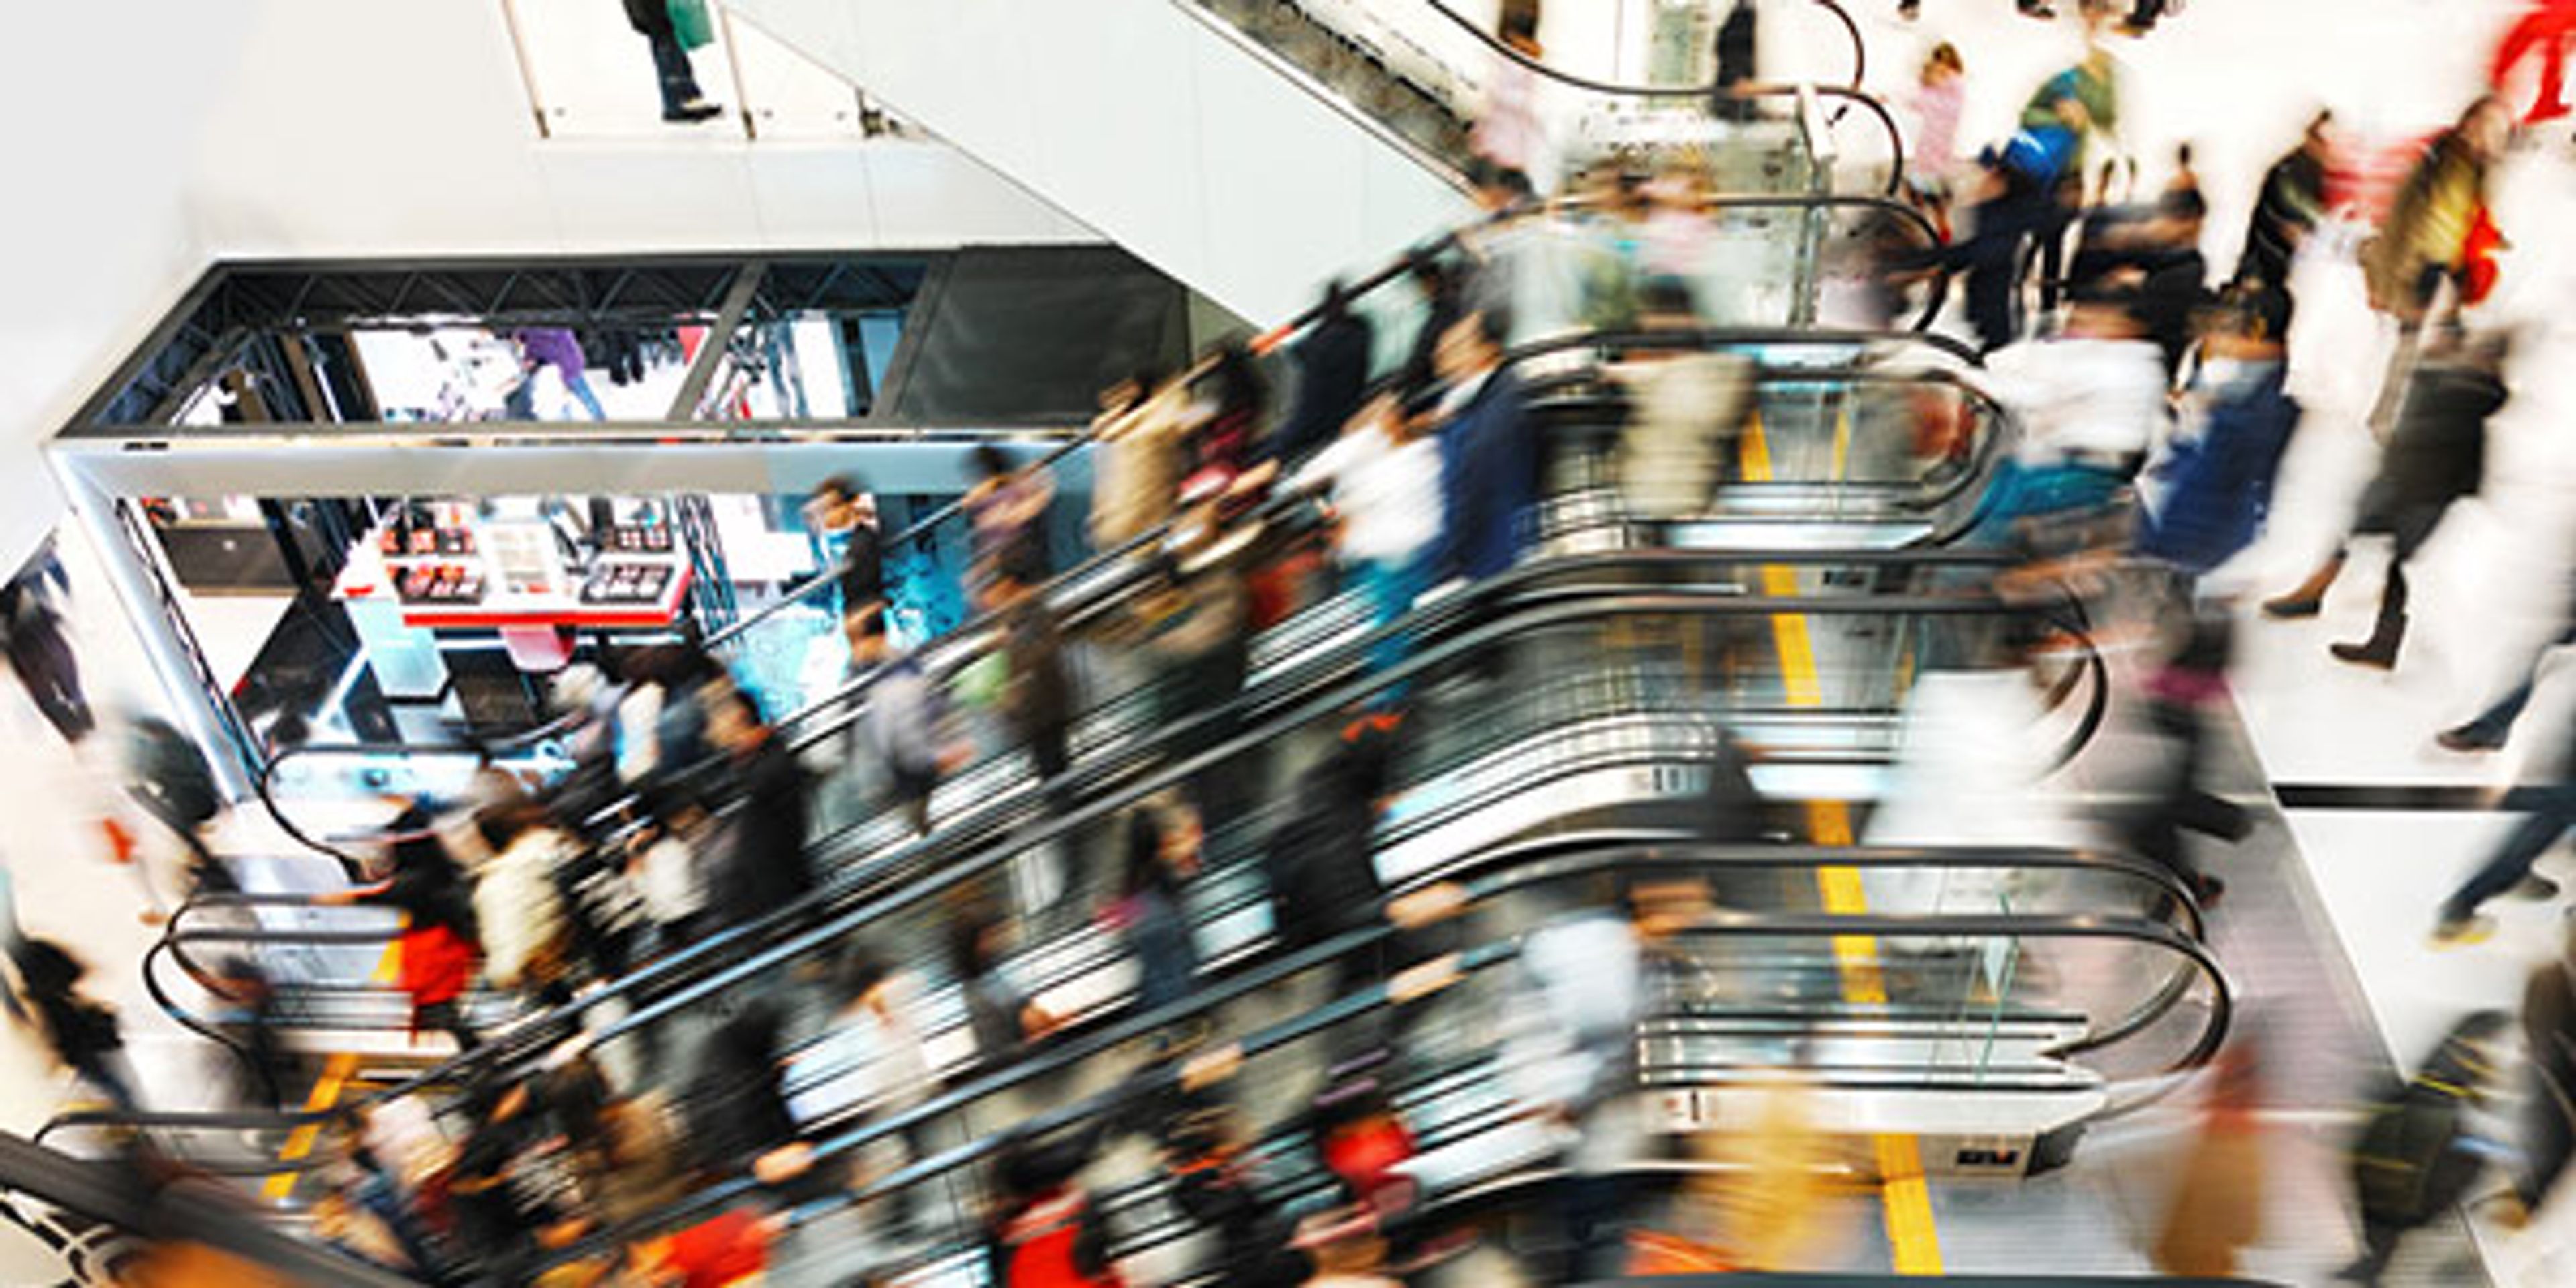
[0,566,92,745]
[2430,719,2574,945]
[1272,284,1377,466]
[1430,309,1537,585]
[621,0,723,123]
[2135,283,2302,581]
[808,475,888,659]
[2339,1010,2514,1282]
[321,800,484,1051]
[1288,392,1444,698]
[2359,96,2512,438]
[2438,570,2574,752]
[706,689,816,929]
[14,939,141,1110]
[1607,280,1754,544]
[2237,112,2334,297]
[513,327,606,420]
[2261,326,2511,669]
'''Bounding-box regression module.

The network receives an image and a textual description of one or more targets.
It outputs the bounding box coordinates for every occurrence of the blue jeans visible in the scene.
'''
[1358,553,1430,701]
[2442,780,2576,921]
[2457,611,2575,742]
[563,370,607,420]
[647,30,703,114]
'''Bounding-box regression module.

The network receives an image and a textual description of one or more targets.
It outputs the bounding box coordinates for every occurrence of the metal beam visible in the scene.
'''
[667,261,769,420]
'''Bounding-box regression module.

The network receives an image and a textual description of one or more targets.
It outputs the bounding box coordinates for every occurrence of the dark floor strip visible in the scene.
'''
[2273,783,2506,812]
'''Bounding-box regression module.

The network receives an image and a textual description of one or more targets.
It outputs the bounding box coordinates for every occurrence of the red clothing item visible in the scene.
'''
[659,1208,771,1288]
[2494,1,2576,124]
[1322,1114,1417,1209]
[397,924,476,1009]
[2462,205,2508,304]
[998,1190,1123,1288]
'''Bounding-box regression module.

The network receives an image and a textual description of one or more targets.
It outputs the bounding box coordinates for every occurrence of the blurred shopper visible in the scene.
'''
[1431,309,1536,584]
[1472,4,1549,196]
[323,802,483,1051]
[2430,720,2573,944]
[2135,283,2302,580]
[1000,592,1077,810]
[1089,370,1184,550]
[2237,112,2334,297]
[2359,97,2512,436]
[1289,391,1444,696]
[1275,284,1377,466]
[14,938,140,1110]
[859,634,951,837]
[210,956,294,1111]
[2097,612,2247,908]
[1903,44,1968,212]
[2340,1010,2514,1282]
[705,689,817,930]
[2512,920,2576,1224]
[1134,549,1253,820]
[987,1125,1123,1288]
[447,1075,570,1281]
[1935,154,2051,354]
[1608,281,1754,543]
[2151,1034,2269,1277]
[953,908,1058,1077]
[0,562,91,745]
[1189,340,1271,508]
[1108,802,1202,1020]
[1293,1206,1401,1287]
[621,0,722,123]
[688,1000,825,1196]
[1398,254,1464,407]
[1711,1,1758,123]
[802,948,933,1238]
[1974,282,2165,545]
[470,798,573,994]
[2262,326,2512,669]
[1264,722,1398,982]
[548,1053,686,1228]
[1503,888,1676,1279]
[809,474,888,657]
[1162,1106,1305,1288]
[2440,576,2573,751]
[513,327,605,420]
[123,714,234,916]
[966,444,1057,605]
[2022,40,2124,192]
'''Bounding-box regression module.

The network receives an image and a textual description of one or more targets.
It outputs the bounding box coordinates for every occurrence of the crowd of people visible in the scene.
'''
[5,3,2574,1284]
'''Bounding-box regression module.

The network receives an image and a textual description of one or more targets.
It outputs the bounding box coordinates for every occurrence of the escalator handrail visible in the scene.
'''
[1701,193,1946,333]
[529,898,2226,1276]
[254,318,2000,862]
[68,833,2199,1157]
[158,585,2074,1110]
[1410,0,1904,196]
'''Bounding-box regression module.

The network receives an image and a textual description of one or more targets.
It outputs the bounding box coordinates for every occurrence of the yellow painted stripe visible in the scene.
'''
[1741,413,1944,1274]
[1830,398,1854,485]
[259,938,401,1201]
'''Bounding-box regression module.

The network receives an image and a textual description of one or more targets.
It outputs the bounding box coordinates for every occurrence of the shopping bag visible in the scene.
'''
[667,0,716,51]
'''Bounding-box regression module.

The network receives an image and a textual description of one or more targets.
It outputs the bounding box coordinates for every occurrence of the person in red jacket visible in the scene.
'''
[987,1126,1123,1288]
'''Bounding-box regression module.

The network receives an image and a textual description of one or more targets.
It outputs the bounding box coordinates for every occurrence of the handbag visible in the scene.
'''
[667,0,716,51]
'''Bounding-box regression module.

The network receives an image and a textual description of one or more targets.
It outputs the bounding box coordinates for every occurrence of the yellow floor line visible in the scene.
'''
[1741,413,1945,1275]
[260,939,399,1202]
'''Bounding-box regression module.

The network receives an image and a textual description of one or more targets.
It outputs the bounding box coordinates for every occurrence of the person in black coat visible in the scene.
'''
[621,0,722,123]
[2238,113,2332,297]
[706,690,815,930]
[1273,281,1377,465]
[2263,327,2512,669]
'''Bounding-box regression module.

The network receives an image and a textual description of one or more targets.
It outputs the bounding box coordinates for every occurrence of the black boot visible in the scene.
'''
[2330,566,2408,669]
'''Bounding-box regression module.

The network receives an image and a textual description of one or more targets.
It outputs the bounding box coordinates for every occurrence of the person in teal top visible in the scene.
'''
[2020,44,2122,183]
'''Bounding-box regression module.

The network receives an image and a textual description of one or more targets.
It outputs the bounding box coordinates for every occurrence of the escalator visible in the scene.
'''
[61,835,2226,1285]
[93,566,2118,1167]
[710,0,1898,320]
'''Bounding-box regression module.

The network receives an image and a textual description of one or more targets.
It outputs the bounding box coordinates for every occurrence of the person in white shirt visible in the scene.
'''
[1288,390,1446,702]
[1970,283,2167,547]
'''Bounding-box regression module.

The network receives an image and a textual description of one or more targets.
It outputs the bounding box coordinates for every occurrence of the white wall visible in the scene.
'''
[0,0,1100,576]
[722,0,1475,323]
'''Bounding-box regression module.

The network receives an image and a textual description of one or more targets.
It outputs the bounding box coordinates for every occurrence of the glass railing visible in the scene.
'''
[189,566,2101,1089]
[1181,0,1890,197]
[500,0,915,141]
